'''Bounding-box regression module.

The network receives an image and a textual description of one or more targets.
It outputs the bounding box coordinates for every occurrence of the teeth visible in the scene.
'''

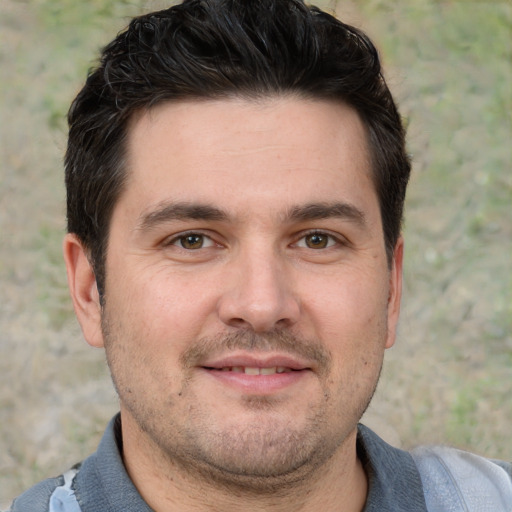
[217,366,292,374]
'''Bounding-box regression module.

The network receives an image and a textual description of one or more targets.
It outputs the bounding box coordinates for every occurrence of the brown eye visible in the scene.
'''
[179,234,205,249]
[168,232,216,251]
[304,233,330,249]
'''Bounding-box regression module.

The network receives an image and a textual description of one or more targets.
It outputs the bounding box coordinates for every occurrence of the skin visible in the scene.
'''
[64,96,403,512]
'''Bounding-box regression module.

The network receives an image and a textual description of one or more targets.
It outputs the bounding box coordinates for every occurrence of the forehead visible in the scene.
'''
[121,97,377,223]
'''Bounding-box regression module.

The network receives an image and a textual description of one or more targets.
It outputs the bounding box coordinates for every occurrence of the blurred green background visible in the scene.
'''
[1,0,510,505]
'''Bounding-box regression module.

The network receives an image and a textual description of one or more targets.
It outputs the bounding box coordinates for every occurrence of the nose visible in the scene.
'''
[217,249,301,332]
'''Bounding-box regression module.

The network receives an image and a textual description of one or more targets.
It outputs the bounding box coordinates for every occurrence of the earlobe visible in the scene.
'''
[385,236,404,349]
[63,233,105,348]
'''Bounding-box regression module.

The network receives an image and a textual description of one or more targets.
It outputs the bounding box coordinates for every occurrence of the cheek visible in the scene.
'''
[114,270,219,351]
[103,285,187,396]
[304,271,389,338]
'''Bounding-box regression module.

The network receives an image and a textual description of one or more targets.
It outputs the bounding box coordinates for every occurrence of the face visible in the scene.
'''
[68,97,402,488]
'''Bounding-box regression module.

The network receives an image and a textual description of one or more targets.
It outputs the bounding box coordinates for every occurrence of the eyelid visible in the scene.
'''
[163,230,217,249]
[161,228,347,250]
[293,229,347,249]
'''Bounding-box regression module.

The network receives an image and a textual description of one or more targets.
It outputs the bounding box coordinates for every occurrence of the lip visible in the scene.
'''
[201,352,312,371]
[198,352,313,395]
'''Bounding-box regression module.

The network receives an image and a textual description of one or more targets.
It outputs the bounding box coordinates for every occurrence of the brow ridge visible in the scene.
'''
[285,202,367,226]
[137,200,367,231]
[137,201,228,231]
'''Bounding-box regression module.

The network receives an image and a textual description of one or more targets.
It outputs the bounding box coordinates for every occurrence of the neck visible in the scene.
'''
[121,414,368,512]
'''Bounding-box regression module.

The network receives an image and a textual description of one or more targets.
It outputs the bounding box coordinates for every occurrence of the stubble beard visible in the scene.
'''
[102,314,384,493]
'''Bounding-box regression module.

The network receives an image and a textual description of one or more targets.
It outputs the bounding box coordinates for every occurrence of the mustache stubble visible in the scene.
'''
[179,329,332,377]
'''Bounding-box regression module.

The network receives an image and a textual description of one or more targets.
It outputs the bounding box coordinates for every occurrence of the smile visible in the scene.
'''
[207,366,295,375]
[201,363,309,395]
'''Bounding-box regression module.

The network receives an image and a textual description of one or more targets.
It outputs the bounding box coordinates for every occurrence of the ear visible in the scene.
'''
[385,236,404,349]
[63,233,105,348]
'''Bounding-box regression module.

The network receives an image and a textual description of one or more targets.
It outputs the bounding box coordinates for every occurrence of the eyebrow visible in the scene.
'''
[136,200,367,231]
[137,202,229,231]
[285,202,367,227]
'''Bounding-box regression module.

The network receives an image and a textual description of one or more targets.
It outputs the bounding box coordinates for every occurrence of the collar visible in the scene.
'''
[74,414,152,512]
[357,423,428,511]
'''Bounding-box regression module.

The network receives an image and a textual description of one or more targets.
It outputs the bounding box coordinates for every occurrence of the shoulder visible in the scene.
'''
[411,445,512,511]
[9,468,81,512]
[9,475,62,512]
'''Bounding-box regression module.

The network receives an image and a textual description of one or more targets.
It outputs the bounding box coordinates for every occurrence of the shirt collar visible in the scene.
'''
[357,423,428,511]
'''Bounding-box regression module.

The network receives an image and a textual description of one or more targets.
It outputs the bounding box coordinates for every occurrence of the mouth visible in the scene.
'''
[204,366,298,375]
[197,353,313,394]
[200,352,312,373]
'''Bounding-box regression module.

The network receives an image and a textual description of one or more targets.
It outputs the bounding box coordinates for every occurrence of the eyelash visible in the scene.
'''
[294,230,344,249]
[164,229,344,251]
[164,231,216,250]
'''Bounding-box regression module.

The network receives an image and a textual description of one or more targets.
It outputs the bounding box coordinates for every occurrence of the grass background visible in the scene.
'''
[1,0,510,506]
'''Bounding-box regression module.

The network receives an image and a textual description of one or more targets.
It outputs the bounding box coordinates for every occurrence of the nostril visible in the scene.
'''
[228,318,250,329]
[276,317,293,328]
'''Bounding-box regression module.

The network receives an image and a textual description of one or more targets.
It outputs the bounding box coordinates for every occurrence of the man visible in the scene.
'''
[10,1,511,511]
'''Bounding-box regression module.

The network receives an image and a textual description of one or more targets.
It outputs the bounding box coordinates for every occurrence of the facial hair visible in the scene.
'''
[103,316,383,492]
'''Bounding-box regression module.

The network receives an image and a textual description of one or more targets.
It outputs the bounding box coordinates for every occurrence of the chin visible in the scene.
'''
[165,408,351,492]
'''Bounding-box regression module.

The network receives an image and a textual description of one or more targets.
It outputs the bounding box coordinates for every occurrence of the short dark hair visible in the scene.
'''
[65,0,410,297]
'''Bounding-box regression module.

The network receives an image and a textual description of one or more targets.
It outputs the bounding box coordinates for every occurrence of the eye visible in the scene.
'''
[170,233,215,250]
[296,232,338,249]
